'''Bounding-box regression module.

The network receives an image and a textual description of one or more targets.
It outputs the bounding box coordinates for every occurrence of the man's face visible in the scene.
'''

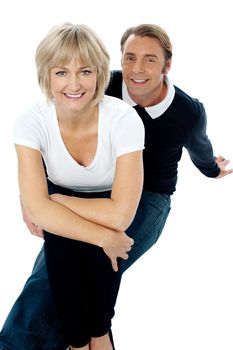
[121,34,171,106]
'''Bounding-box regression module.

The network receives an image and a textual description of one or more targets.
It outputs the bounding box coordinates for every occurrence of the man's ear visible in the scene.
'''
[120,56,123,67]
[163,59,172,74]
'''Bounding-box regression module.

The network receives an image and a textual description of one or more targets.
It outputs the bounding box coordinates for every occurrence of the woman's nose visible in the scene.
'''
[68,76,81,90]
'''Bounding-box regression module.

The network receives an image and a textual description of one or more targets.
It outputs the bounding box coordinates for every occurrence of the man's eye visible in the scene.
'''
[145,57,156,63]
[125,56,135,62]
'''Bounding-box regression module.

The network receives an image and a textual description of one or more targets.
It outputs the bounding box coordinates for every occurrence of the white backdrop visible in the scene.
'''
[0,1,232,349]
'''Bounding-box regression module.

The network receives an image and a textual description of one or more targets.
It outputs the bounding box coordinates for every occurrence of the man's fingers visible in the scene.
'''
[216,155,225,162]
[220,159,230,166]
[225,169,233,175]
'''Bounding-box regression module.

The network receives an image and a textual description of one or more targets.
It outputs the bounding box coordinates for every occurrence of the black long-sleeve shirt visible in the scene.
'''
[106,70,220,195]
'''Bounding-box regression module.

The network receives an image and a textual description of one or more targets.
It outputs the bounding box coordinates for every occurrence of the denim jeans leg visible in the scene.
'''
[120,191,171,273]
[0,247,68,350]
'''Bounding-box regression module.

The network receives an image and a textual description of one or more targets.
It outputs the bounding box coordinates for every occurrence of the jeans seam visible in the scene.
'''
[31,309,57,349]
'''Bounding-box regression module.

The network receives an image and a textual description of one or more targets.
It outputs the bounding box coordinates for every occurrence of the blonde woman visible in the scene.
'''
[13,23,144,350]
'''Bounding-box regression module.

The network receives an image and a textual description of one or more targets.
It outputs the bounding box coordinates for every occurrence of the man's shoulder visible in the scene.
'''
[106,70,123,98]
[173,85,204,117]
[110,70,123,82]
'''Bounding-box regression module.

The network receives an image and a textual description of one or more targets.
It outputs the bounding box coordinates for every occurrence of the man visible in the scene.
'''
[0,24,231,350]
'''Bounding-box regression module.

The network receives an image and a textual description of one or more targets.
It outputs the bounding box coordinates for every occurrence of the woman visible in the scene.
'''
[13,23,144,350]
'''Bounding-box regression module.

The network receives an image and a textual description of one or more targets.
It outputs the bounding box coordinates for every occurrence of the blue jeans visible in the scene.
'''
[0,190,171,350]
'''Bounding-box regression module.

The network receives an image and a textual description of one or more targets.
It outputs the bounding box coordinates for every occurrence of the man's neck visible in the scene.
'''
[129,80,167,108]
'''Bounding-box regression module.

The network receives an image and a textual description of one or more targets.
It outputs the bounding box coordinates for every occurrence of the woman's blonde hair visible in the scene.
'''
[36,23,110,103]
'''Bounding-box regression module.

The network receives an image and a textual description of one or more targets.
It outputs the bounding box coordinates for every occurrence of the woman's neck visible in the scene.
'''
[56,103,99,130]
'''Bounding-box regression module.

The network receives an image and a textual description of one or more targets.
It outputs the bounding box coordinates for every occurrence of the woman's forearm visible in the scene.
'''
[50,195,137,232]
[24,195,111,247]
[22,195,134,271]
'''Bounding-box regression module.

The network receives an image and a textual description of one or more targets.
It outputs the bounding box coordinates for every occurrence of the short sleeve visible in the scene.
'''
[13,107,45,152]
[111,107,145,157]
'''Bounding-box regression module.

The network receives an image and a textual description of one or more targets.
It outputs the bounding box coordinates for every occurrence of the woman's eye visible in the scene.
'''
[80,70,92,76]
[55,71,66,76]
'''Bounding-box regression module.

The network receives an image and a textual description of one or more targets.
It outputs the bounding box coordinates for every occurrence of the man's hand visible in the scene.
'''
[20,196,44,238]
[101,230,134,272]
[215,155,233,179]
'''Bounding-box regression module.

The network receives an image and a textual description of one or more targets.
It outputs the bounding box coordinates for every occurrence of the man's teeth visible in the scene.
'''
[132,79,146,83]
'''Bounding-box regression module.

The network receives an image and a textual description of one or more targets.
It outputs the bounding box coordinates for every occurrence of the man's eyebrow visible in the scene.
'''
[124,52,158,58]
[144,54,158,58]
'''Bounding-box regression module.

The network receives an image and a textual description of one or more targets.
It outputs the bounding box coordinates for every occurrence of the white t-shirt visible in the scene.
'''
[13,95,145,192]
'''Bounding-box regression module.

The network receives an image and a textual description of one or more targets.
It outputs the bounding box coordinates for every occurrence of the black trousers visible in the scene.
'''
[44,182,122,347]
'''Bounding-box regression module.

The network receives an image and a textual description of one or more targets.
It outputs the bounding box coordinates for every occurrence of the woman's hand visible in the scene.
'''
[101,230,134,272]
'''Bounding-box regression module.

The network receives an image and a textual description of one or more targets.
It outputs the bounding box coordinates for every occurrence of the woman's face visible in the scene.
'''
[50,58,97,115]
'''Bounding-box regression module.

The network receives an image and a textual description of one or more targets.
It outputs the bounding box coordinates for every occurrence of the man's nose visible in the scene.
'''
[132,60,145,73]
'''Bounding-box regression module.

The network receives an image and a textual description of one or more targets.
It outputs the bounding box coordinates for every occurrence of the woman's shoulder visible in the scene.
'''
[28,99,54,116]
[101,95,139,121]
[17,99,55,124]
[100,95,144,133]
[102,95,134,111]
